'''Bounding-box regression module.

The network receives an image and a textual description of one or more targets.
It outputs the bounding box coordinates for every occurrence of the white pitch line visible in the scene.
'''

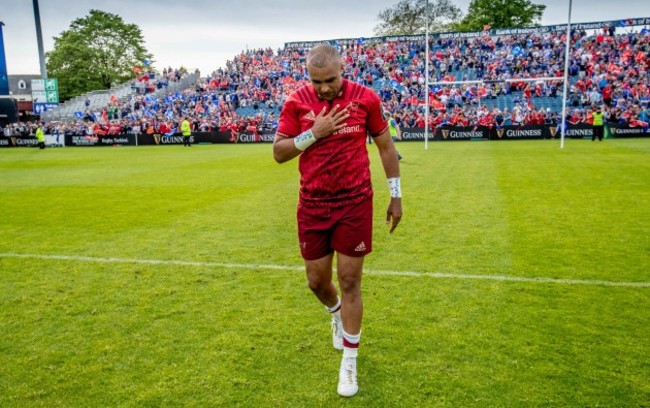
[1,253,649,288]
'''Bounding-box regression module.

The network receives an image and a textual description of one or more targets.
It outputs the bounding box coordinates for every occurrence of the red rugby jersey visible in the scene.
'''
[278,79,388,207]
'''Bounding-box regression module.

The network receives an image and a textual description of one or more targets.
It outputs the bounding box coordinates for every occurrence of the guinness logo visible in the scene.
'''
[10,137,16,146]
[153,134,161,145]
[497,129,505,139]
[441,129,450,140]
[549,127,557,138]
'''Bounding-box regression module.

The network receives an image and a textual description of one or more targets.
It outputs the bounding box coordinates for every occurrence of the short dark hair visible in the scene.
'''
[307,44,341,68]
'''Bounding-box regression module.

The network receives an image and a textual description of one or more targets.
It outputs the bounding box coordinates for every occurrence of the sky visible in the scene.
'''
[2,0,650,76]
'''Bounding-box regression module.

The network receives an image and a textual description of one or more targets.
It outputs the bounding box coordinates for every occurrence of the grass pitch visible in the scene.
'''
[1,139,649,406]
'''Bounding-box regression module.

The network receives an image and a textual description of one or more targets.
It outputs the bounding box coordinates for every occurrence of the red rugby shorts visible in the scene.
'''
[297,196,373,260]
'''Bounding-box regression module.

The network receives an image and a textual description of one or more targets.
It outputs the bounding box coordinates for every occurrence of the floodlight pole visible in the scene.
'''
[424,0,430,150]
[560,0,572,149]
[33,0,47,79]
[0,22,9,97]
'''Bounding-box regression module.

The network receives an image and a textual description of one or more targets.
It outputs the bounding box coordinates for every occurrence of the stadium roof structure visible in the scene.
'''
[284,16,650,48]
[8,75,40,97]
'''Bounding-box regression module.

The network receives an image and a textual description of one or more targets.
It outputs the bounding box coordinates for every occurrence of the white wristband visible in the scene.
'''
[388,177,401,198]
[293,129,316,151]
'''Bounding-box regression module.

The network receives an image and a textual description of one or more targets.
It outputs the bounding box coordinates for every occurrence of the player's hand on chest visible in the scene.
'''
[300,101,365,139]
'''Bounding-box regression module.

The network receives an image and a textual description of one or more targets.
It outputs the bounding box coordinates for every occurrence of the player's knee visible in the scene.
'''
[307,276,327,294]
[337,273,360,295]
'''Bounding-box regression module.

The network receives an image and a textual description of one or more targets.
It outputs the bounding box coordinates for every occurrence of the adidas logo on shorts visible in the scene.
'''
[354,242,366,252]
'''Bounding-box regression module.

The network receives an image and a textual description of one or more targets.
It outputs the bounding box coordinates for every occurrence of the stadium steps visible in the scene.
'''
[42,82,133,123]
[42,72,200,123]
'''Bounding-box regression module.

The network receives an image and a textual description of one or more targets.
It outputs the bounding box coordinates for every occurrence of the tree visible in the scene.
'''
[373,0,462,36]
[46,10,152,100]
[454,0,545,32]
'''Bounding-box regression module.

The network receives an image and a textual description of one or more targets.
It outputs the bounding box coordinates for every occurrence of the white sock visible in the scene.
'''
[343,329,360,358]
[326,297,342,322]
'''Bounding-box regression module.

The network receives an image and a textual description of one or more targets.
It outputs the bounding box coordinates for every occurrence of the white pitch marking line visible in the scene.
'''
[1,253,649,288]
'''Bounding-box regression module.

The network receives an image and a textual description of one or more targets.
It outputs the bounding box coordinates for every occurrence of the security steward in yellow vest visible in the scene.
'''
[592,107,604,142]
[384,112,402,160]
[35,125,45,150]
[181,118,192,147]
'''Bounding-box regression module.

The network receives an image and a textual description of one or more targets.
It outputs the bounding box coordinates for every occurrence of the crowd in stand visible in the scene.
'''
[345,26,649,129]
[3,25,649,137]
[129,66,188,95]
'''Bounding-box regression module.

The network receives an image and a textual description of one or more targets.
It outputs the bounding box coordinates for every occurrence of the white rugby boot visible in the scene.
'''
[337,356,358,397]
[331,317,343,350]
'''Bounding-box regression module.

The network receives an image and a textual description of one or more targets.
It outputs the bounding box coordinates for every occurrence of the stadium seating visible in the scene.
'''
[42,70,200,123]
[30,25,649,133]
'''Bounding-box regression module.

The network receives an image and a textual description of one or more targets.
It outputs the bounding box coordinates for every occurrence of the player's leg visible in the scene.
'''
[298,203,342,350]
[330,196,372,338]
[329,197,372,397]
[336,253,364,397]
[336,254,364,335]
[305,254,338,307]
[305,254,343,350]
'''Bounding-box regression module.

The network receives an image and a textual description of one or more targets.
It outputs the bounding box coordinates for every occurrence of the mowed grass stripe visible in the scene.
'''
[2,253,649,287]
[395,142,515,277]
[494,140,650,280]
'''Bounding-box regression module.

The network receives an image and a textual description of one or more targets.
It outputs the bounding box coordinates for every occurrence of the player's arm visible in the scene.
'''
[373,128,402,233]
[273,133,303,163]
[273,105,350,164]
